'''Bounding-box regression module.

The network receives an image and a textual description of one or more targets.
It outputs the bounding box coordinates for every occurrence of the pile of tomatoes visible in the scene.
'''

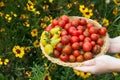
[44,15,107,62]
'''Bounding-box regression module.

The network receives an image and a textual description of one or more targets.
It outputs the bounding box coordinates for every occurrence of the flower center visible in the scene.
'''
[16,49,21,54]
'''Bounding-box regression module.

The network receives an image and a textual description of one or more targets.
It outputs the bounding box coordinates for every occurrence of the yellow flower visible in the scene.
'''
[4,59,9,65]
[5,14,12,22]
[43,4,49,10]
[113,7,118,15]
[79,5,88,13]
[33,40,40,48]
[50,64,56,70]
[25,71,32,77]
[20,14,29,19]
[112,72,118,76]
[35,11,40,15]
[12,45,25,58]
[27,5,36,12]
[80,72,91,78]
[49,0,53,3]
[43,16,50,22]
[90,3,94,8]
[83,9,93,18]
[0,12,3,16]
[24,47,31,52]
[41,22,47,28]
[0,28,5,32]
[67,3,72,9]
[11,12,17,17]
[73,1,77,4]
[0,2,5,7]
[73,70,81,76]
[114,53,120,58]
[23,21,30,27]
[0,58,3,65]
[43,72,51,80]
[31,28,38,37]
[13,14,17,17]
[113,0,120,6]
[73,70,91,78]
[27,0,34,6]
[102,18,109,27]
[41,53,45,58]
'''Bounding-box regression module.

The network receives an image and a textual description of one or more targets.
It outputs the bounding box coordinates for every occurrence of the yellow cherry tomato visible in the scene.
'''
[44,44,53,55]
[41,31,50,39]
[51,32,60,40]
[40,38,50,46]
[50,27,61,35]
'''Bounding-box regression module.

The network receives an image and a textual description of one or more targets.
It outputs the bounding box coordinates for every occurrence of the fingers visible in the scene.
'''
[83,59,95,66]
[73,66,95,73]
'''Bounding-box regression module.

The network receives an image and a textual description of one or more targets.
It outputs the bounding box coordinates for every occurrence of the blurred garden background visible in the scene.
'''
[0,0,120,80]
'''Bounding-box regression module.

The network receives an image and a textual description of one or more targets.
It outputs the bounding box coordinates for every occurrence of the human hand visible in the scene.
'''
[108,37,120,53]
[73,55,120,74]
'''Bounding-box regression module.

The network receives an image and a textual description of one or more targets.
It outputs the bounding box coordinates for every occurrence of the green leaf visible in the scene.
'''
[0,73,4,80]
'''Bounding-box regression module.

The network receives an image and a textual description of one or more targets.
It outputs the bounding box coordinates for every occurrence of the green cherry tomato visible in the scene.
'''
[50,38,61,48]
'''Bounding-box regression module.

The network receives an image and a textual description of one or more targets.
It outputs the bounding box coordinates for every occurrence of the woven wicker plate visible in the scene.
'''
[40,16,109,67]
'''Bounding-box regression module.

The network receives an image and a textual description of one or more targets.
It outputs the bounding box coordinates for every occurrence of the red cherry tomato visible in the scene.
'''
[83,29,90,37]
[84,52,93,60]
[79,35,85,41]
[77,25,84,31]
[72,42,80,50]
[60,53,69,62]
[60,15,69,23]
[68,26,77,35]
[92,45,101,54]
[58,20,66,27]
[99,27,107,36]
[71,19,80,27]
[70,36,79,43]
[62,44,72,55]
[52,19,59,26]
[72,30,79,36]
[64,22,72,30]
[77,29,83,35]
[97,38,104,46]
[84,37,91,42]
[87,23,94,29]
[61,35,70,45]
[69,55,76,62]
[45,25,53,32]
[80,18,87,26]
[61,29,68,36]
[91,41,96,47]
[76,55,84,62]
[88,27,98,34]
[53,49,61,58]
[90,33,99,41]
[83,42,92,52]
[56,42,63,51]
[72,50,80,57]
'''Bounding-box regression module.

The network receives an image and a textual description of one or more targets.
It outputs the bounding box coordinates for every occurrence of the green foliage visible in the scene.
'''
[30,63,47,80]
[0,73,4,80]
